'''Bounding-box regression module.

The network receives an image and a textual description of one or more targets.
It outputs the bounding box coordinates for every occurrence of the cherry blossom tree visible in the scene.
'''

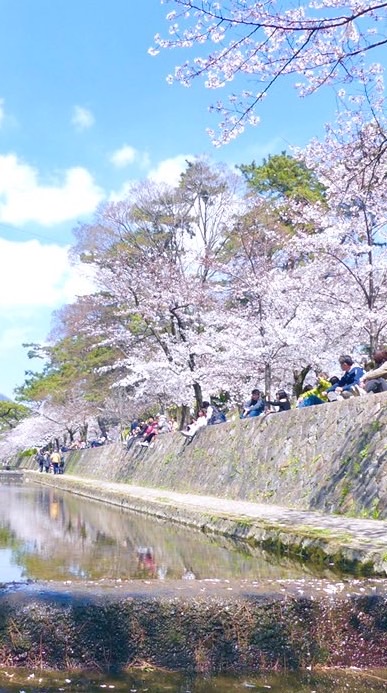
[15,126,386,427]
[287,105,387,355]
[0,409,64,463]
[152,0,387,144]
[218,202,338,395]
[71,161,246,420]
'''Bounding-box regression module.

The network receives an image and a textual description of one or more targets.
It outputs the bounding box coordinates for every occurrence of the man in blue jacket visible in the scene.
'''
[241,389,266,417]
[326,355,364,400]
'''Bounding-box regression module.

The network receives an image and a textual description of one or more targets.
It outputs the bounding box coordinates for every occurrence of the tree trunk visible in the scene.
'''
[193,382,203,414]
[97,417,107,437]
[264,362,272,399]
[80,421,89,441]
[179,405,191,431]
[293,365,312,398]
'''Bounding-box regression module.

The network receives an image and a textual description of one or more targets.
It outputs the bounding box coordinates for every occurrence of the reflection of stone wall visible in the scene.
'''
[19,394,387,518]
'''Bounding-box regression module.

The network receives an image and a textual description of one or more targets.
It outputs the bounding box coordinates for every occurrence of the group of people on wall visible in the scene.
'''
[181,350,387,440]
[36,350,385,458]
[125,414,178,449]
[296,351,387,408]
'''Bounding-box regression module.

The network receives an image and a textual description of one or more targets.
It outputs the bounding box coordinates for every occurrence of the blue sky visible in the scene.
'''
[0,0,357,398]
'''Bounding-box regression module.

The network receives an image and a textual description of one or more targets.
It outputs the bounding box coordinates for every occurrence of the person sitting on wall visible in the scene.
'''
[126,420,147,450]
[297,373,336,407]
[240,389,265,418]
[325,355,365,400]
[203,400,227,425]
[181,401,226,440]
[157,414,171,433]
[180,409,208,439]
[265,389,291,412]
[359,350,387,394]
[90,436,106,448]
[296,385,325,408]
[139,417,159,447]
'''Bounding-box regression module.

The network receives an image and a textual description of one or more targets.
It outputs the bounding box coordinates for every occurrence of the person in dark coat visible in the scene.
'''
[266,390,291,412]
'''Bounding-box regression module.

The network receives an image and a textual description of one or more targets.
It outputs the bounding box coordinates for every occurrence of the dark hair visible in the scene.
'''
[373,350,387,365]
[329,376,340,385]
[302,385,312,393]
[276,390,288,399]
[251,388,260,396]
[339,355,353,366]
[202,401,210,408]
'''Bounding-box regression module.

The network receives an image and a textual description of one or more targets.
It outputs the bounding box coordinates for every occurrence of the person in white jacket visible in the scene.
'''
[180,409,208,439]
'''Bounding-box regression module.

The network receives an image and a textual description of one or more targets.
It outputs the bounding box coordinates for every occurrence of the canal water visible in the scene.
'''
[1,667,387,692]
[0,483,341,583]
[2,483,386,692]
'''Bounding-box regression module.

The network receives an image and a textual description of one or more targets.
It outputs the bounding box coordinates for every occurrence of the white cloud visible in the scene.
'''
[110,144,150,169]
[0,238,95,309]
[0,239,96,396]
[0,154,104,226]
[110,145,137,168]
[147,154,193,186]
[108,179,137,202]
[71,105,95,130]
[0,98,4,127]
[108,153,193,201]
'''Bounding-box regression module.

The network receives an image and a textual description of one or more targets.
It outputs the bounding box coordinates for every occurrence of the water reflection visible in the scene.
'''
[1,668,387,692]
[0,484,338,583]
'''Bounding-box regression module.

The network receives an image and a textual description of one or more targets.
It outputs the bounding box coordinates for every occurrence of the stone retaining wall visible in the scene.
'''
[19,393,387,518]
[1,581,387,672]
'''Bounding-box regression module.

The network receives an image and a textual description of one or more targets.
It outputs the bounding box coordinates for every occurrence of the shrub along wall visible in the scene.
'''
[19,393,387,518]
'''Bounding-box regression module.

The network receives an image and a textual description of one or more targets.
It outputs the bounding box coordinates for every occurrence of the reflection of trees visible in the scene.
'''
[0,486,338,583]
[0,524,19,549]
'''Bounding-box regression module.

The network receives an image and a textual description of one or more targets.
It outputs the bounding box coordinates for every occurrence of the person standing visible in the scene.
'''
[50,449,61,474]
[36,450,45,472]
[43,452,51,473]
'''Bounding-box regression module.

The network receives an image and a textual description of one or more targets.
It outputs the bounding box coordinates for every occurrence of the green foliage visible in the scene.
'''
[19,448,37,458]
[358,499,381,520]
[238,151,326,204]
[0,400,30,432]
[15,335,120,407]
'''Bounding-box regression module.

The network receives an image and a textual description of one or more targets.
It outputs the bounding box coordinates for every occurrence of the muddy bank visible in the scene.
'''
[1,579,387,673]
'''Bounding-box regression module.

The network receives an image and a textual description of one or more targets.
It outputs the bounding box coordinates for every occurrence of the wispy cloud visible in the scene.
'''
[0,154,104,226]
[147,154,193,186]
[71,105,95,130]
[109,144,150,169]
[0,238,95,396]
